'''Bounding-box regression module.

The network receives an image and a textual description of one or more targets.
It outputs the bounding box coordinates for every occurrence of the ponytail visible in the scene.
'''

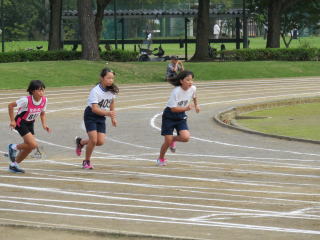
[168,70,194,87]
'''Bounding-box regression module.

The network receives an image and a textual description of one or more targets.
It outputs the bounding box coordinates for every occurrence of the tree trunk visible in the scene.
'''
[95,0,112,44]
[190,0,210,61]
[77,0,100,60]
[48,0,62,50]
[266,0,302,48]
[266,0,282,48]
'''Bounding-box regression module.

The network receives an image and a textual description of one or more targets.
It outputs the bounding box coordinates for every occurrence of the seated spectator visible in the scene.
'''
[166,56,184,81]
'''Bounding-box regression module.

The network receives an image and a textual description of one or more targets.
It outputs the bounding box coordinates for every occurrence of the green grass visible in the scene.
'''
[237,102,320,141]
[3,36,320,58]
[0,60,320,89]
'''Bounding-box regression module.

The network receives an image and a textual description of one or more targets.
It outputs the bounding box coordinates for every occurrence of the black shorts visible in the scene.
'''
[15,120,35,137]
[161,107,188,136]
[84,106,106,133]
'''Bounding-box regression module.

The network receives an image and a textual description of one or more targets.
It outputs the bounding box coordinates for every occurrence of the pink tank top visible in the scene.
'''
[16,96,46,126]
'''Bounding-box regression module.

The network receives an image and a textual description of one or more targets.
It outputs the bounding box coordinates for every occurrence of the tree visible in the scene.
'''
[248,0,302,48]
[191,0,210,61]
[48,0,62,50]
[249,0,319,48]
[280,0,320,48]
[77,0,100,60]
[95,0,112,44]
[2,0,49,41]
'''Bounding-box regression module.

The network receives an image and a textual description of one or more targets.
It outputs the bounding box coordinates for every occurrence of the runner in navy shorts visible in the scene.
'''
[157,70,200,166]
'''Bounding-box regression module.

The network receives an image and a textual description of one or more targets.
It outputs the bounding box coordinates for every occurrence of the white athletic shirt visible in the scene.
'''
[87,84,116,110]
[166,85,196,108]
[16,96,47,115]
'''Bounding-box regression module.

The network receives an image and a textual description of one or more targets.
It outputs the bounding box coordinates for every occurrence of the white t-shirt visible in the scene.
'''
[16,96,47,115]
[166,86,196,108]
[87,84,116,110]
[213,24,220,35]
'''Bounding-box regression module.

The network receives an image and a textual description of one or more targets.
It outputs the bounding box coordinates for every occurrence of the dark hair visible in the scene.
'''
[99,67,119,94]
[170,55,178,60]
[27,80,45,95]
[168,70,194,87]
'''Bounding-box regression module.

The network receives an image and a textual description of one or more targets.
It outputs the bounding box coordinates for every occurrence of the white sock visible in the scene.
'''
[11,144,17,150]
[10,162,18,167]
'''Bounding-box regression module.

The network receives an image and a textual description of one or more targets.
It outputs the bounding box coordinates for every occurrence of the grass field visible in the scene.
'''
[237,102,320,141]
[0,60,320,89]
[3,36,320,57]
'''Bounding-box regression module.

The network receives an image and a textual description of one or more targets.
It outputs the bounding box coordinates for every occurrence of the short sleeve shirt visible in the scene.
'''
[167,86,196,108]
[87,84,116,110]
[16,96,47,115]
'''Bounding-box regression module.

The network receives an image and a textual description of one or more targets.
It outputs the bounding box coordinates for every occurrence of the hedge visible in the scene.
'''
[217,48,320,61]
[0,49,139,63]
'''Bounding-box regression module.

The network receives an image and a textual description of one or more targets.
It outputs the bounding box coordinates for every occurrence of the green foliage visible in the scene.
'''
[0,49,139,63]
[3,0,49,40]
[100,49,139,62]
[219,48,320,61]
[0,50,81,63]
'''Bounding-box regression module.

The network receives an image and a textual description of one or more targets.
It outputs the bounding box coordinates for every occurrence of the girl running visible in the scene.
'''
[8,80,50,173]
[75,67,119,169]
[157,70,200,166]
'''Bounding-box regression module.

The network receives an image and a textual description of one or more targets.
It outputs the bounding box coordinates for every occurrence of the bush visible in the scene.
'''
[0,49,138,63]
[0,50,82,63]
[218,48,320,61]
[100,49,139,62]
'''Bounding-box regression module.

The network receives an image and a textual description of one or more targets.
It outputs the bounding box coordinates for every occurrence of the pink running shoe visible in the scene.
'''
[82,160,93,169]
[156,158,167,166]
[169,141,176,153]
[75,136,84,156]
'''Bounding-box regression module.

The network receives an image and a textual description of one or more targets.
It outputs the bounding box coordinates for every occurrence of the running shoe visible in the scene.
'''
[82,160,93,170]
[75,137,84,156]
[169,141,176,153]
[8,144,17,162]
[156,158,167,166]
[9,164,25,173]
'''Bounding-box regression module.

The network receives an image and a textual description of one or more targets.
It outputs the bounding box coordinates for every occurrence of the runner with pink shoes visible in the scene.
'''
[75,68,118,169]
[157,70,200,166]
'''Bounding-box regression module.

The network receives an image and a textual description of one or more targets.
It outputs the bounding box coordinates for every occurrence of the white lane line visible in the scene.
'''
[0,208,319,235]
[1,172,320,197]
[0,198,319,222]
[0,196,276,214]
[1,183,303,214]
[150,113,320,157]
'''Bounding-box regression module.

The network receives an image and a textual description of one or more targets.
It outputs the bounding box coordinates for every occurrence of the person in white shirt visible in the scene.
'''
[213,24,220,39]
[157,70,200,166]
[75,68,119,170]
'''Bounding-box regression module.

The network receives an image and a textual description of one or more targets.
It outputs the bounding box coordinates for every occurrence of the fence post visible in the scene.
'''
[184,17,190,61]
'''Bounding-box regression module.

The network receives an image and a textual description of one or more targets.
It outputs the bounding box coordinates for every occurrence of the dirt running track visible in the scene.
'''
[0,77,319,240]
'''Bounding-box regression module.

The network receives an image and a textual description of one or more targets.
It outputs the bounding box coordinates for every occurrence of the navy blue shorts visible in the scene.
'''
[161,107,188,136]
[84,106,106,133]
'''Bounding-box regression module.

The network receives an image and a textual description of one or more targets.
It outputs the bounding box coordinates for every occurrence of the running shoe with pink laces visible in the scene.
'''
[169,141,176,153]
[156,158,167,166]
[82,160,93,169]
[75,136,84,156]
